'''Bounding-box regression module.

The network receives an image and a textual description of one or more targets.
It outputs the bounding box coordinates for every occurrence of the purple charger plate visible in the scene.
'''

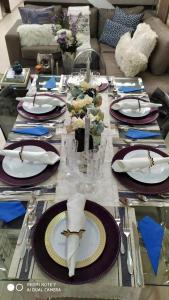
[112,145,169,195]
[0,140,60,187]
[32,200,121,284]
[17,94,66,121]
[109,98,159,125]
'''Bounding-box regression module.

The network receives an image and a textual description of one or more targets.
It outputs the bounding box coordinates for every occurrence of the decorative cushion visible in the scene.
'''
[17,24,56,47]
[62,7,98,38]
[132,23,158,59]
[19,6,57,24]
[24,4,62,24]
[111,7,143,30]
[100,19,133,48]
[145,16,169,75]
[98,6,144,38]
[115,32,148,77]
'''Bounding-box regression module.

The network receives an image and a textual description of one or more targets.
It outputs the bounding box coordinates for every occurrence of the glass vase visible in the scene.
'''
[62,51,76,74]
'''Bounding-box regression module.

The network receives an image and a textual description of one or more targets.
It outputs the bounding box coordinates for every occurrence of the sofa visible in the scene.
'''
[5,0,169,96]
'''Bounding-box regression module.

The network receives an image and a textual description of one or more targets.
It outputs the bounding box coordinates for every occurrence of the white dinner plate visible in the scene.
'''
[124,149,169,184]
[45,211,106,268]
[119,99,151,118]
[23,102,57,114]
[2,145,47,178]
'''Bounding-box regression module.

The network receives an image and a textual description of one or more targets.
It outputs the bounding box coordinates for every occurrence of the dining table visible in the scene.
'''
[0,75,169,300]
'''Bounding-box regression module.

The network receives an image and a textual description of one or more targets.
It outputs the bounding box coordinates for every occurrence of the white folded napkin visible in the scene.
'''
[16,95,65,107]
[112,156,169,173]
[66,193,86,277]
[111,101,162,111]
[0,149,60,165]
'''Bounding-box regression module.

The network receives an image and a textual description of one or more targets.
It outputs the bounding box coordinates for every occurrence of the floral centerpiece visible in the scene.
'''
[67,81,105,151]
[54,28,81,74]
[56,29,81,54]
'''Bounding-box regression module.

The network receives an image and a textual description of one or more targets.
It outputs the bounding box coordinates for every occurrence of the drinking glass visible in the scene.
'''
[80,68,87,82]
[70,72,80,86]
[92,71,100,86]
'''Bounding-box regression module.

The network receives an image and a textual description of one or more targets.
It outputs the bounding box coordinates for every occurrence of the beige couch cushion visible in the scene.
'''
[21,45,60,59]
[22,39,99,60]
[102,52,124,77]
[100,43,115,54]
[145,16,169,75]
[98,6,144,38]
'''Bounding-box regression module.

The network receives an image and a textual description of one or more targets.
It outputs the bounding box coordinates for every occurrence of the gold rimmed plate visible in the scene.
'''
[45,210,106,268]
[32,200,120,284]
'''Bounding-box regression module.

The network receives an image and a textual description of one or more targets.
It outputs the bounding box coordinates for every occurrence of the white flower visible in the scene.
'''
[72,118,85,129]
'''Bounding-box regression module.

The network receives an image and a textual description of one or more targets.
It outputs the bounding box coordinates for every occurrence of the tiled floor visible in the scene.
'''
[0,1,23,74]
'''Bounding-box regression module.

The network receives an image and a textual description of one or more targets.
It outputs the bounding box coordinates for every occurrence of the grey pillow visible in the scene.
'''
[19,6,57,24]
[100,19,133,48]
[145,16,169,75]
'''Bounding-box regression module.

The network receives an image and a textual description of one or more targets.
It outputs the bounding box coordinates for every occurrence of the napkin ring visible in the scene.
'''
[19,146,24,162]
[61,229,85,239]
[33,93,36,106]
[148,150,154,168]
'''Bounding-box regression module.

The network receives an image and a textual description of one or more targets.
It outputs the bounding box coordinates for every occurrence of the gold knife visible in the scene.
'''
[132,222,144,287]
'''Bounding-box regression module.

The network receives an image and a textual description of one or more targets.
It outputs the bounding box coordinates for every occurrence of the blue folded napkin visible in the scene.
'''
[0,201,26,223]
[138,216,164,274]
[118,86,144,93]
[125,129,161,139]
[12,126,49,136]
[45,77,56,90]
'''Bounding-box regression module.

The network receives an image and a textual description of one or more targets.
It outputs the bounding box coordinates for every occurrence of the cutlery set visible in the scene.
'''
[123,208,134,276]
[0,184,56,199]
[24,211,36,273]
[15,120,64,127]
[8,120,65,141]
[115,207,144,286]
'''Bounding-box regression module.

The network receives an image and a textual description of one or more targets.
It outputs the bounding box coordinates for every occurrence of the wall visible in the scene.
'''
[9,0,22,11]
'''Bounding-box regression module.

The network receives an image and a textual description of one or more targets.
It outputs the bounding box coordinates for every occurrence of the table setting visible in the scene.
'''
[0,74,169,299]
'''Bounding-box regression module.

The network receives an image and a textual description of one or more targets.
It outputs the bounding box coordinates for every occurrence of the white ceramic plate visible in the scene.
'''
[23,102,56,114]
[2,145,47,178]
[124,149,169,184]
[45,211,106,268]
[119,99,151,118]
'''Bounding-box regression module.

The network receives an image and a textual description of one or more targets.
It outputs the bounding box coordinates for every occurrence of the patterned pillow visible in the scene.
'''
[112,7,143,30]
[19,6,56,24]
[100,19,133,48]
